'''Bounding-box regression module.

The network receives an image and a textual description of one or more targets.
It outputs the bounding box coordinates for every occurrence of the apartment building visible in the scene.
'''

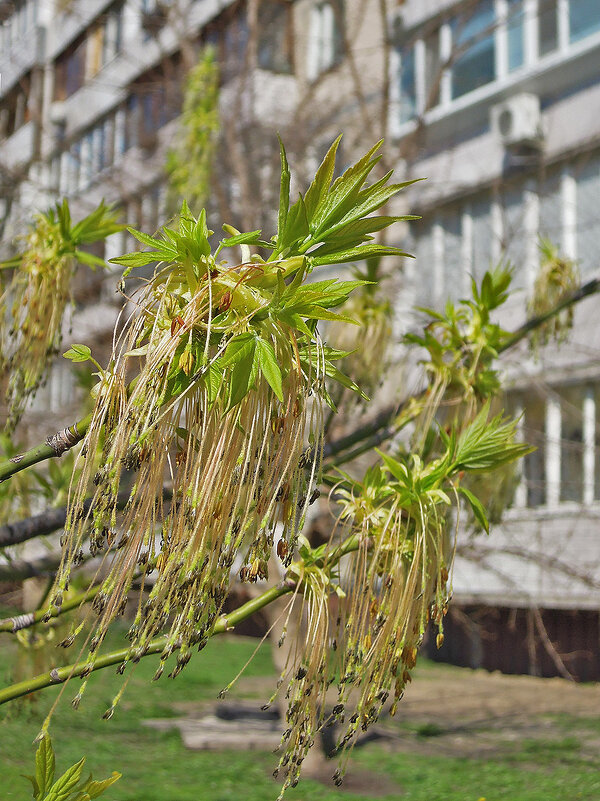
[1,0,599,677]
[391,0,600,679]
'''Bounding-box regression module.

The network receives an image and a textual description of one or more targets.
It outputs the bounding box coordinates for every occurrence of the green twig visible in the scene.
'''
[0,582,293,705]
[0,414,91,484]
[0,583,103,633]
[0,533,365,705]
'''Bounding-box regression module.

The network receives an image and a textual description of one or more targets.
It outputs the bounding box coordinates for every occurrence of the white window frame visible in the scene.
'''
[306,1,341,82]
[392,0,600,132]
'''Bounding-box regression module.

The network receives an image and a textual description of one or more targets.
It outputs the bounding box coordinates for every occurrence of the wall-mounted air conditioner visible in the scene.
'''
[490,93,544,149]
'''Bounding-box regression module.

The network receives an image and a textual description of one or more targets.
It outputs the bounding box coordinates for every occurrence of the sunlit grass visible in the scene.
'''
[1,631,598,801]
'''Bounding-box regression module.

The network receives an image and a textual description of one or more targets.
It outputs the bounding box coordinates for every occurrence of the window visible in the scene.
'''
[397,45,416,124]
[441,208,462,301]
[570,0,600,43]
[538,0,558,56]
[508,384,600,509]
[257,0,294,73]
[123,60,181,152]
[307,1,344,81]
[560,386,585,502]
[523,395,546,507]
[414,220,435,306]
[575,154,600,277]
[86,2,124,79]
[471,195,493,282]
[451,0,496,99]
[507,0,525,71]
[0,0,38,49]
[54,35,86,100]
[86,25,104,79]
[500,186,529,289]
[102,1,124,63]
[424,28,441,108]
[79,131,94,190]
[0,73,31,138]
[114,107,127,158]
[125,94,139,150]
[539,170,562,246]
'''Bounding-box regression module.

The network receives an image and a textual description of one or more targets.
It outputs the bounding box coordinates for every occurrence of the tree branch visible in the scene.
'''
[0,414,91,484]
[0,505,74,549]
[0,581,295,705]
[498,277,600,353]
[0,532,365,705]
[0,582,103,633]
[0,553,62,582]
[0,488,172,549]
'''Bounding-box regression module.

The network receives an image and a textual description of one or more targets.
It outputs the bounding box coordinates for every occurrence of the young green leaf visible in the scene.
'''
[63,345,92,364]
[256,337,284,401]
[227,341,257,409]
[458,485,489,534]
[276,135,291,249]
[22,774,40,801]
[73,250,107,270]
[303,135,342,222]
[219,229,262,248]
[78,772,121,799]
[35,735,55,800]
[43,757,85,801]
[221,333,256,367]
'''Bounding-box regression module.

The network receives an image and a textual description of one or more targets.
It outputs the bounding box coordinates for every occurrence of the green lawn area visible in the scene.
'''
[1,627,598,801]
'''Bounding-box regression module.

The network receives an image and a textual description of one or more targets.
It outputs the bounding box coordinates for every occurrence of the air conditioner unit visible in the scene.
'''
[490,93,544,149]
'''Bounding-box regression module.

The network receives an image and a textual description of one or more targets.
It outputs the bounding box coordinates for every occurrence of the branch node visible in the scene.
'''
[8,612,35,632]
[49,668,62,684]
[46,424,80,457]
[9,454,24,463]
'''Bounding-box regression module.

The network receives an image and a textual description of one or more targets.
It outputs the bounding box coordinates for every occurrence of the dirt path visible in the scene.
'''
[160,659,600,793]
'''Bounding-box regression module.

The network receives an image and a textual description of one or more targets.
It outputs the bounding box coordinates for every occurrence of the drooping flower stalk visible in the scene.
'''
[45,139,415,713]
[0,201,122,431]
[270,402,532,788]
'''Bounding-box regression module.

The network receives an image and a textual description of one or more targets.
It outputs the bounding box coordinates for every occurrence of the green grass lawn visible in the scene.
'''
[1,628,598,801]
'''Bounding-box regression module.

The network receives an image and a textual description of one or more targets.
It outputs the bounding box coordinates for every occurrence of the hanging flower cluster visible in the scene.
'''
[0,201,121,431]
[46,138,415,711]
[270,403,532,794]
[528,237,580,351]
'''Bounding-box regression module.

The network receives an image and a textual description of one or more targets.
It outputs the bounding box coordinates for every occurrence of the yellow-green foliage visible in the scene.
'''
[528,238,579,350]
[0,201,121,431]
[44,140,414,727]
[166,47,219,215]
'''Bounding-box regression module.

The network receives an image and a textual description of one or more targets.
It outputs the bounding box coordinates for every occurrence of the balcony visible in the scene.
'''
[0,120,38,172]
[0,25,44,93]
[219,69,298,128]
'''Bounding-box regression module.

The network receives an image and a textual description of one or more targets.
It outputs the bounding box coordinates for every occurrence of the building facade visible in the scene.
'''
[1,0,600,677]
[392,0,600,679]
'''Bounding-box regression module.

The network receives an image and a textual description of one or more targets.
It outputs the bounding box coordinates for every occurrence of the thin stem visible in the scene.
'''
[0,414,92,484]
[498,277,600,353]
[0,534,363,706]
[0,583,103,633]
[0,582,293,705]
